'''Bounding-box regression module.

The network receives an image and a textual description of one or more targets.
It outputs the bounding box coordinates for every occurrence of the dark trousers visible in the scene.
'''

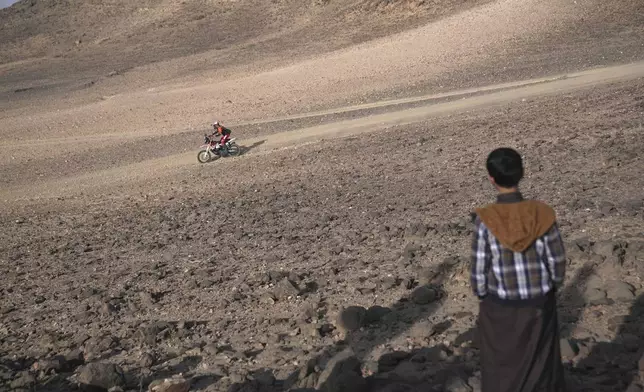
[478,291,566,392]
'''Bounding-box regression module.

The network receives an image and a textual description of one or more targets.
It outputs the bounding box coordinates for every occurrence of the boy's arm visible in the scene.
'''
[544,223,566,289]
[470,216,491,299]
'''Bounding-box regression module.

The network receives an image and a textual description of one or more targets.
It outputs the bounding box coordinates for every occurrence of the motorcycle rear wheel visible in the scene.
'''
[197,150,212,163]
[227,143,241,157]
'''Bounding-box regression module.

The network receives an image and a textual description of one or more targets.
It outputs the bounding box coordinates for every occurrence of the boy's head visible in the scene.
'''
[486,148,524,189]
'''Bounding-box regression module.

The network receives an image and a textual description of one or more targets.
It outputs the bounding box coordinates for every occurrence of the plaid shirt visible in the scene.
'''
[471,195,566,301]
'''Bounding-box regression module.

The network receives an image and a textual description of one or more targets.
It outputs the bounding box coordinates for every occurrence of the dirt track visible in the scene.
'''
[2,60,644,205]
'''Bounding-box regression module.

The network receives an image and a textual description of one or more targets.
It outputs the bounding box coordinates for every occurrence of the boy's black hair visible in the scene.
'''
[486,148,524,188]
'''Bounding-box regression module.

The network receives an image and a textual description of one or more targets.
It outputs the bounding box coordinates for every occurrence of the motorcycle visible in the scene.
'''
[197,134,241,163]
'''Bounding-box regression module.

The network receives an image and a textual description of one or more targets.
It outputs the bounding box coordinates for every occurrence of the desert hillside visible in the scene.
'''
[1,0,644,392]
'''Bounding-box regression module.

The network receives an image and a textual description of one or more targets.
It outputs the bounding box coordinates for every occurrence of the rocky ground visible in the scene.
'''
[1,80,644,391]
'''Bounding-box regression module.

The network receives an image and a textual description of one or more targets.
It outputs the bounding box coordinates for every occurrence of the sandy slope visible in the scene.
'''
[0,0,627,142]
[2,60,643,205]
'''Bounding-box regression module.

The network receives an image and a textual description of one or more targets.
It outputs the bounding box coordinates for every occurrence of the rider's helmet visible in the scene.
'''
[212,121,220,129]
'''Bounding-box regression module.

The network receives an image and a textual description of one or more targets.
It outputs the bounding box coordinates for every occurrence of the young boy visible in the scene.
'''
[471,147,567,392]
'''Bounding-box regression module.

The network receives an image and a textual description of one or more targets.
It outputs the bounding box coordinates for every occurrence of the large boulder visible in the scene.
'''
[316,349,367,392]
[337,306,367,332]
[77,362,125,391]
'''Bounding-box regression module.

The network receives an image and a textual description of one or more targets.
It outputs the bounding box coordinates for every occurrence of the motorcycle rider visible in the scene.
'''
[211,121,232,152]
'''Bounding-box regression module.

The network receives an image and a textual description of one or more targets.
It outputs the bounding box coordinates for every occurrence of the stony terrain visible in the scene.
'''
[1,0,644,392]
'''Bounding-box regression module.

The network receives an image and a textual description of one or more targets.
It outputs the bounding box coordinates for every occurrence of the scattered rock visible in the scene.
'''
[606,281,635,302]
[273,278,300,300]
[337,306,367,332]
[148,377,190,392]
[77,362,125,391]
[411,286,437,305]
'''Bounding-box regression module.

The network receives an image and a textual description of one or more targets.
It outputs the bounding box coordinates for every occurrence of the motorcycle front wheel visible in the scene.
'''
[227,143,241,157]
[197,150,212,163]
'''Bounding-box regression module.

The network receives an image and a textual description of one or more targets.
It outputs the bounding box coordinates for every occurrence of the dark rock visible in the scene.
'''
[365,305,391,325]
[315,349,366,392]
[411,286,437,305]
[66,349,85,368]
[625,383,643,392]
[337,306,367,332]
[273,278,300,300]
[454,328,478,348]
[401,278,416,290]
[409,346,447,363]
[445,376,473,392]
[250,369,275,386]
[431,320,452,335]
[32,356,67,374]
[10,372,36,389]
[140,353,155,368]
[392,361,424,383]
[378,351,412,370]
[77,362,125,391]
[375,383,413,392]
[619,333,641,352]
[452,311,473,320]
[468,374,482,392]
